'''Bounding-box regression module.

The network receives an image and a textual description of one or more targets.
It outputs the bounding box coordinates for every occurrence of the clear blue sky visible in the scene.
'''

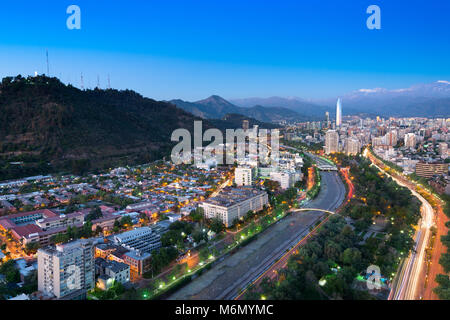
[0,0,449,101]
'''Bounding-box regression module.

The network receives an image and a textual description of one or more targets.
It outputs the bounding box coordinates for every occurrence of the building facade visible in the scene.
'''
[37,239,95,300]
[325,130,339,154]
[200,187,268,227]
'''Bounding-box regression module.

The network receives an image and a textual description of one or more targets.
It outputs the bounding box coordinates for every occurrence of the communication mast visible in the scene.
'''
[80,73,84,90]
[46,49,50,76]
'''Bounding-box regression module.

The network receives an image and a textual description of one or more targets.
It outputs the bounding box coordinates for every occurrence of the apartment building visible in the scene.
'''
[234,166,254,186]
[37,239,95,300]
[415,162,449,179]
[200,187,268,227]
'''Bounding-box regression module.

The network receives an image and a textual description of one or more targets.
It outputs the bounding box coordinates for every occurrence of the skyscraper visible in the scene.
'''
[325,130,339,154]
[38,239,95,300]
[242,120,249,131]
[336,98,342,127]
[345,137,360,155]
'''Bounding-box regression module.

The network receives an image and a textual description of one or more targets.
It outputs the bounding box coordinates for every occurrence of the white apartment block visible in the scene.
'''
[113,227,161,255]
[404,133,417,148]
[200,187,268,227]
[235,166,254,186]
[325,130,339,154]
[38,239,95,300]
[439,142,448,158]
[345,137,360,156]
[269,171,302,190]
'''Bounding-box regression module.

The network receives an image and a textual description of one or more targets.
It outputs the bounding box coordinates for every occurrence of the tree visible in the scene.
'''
[25,242,40,255]
[190,207,204,222]
[85,206,102,221]
[192,228,206,244]
[433,274,450,300]
[209,218,224,234]
[438,253,450,273]
[199,247,210,261]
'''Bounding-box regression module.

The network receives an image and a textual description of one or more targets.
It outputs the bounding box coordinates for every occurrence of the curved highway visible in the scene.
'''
[168,170,346,300]
[363,148,434,300]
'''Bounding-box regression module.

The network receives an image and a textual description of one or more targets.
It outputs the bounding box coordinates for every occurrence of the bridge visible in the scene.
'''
[317,165,338,171]
[294,208,336,215]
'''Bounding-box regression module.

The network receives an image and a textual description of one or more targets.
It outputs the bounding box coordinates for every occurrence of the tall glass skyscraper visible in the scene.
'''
[336,98,342,127]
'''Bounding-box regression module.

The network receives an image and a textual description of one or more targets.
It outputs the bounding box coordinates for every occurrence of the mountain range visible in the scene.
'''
[233,81,450,118]
[170,95,311,122]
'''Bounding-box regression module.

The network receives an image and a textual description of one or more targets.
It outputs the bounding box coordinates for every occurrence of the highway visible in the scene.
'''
[363,148,434,300]
[168,170,347,300]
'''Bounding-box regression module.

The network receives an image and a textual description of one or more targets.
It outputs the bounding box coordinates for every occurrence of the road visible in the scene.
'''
[168,171,346,300]
[363,148,434,300]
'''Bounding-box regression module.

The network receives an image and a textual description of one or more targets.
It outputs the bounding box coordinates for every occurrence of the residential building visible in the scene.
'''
[325,130,339,154]
[404,133,417,148]
[37,239,95,300]
[415,162,449,179]
[345,137,360,155]
[113,227,161,255]
[200,187,268,227]
[235,166,254,186]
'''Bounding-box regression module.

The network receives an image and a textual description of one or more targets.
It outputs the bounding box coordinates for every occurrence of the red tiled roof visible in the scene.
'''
[11,224,43,239]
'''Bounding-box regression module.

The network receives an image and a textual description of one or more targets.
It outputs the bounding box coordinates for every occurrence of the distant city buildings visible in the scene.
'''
[242,119,249,131]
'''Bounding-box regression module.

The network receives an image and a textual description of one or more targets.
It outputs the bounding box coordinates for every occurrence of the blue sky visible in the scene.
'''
[0,0,449,100]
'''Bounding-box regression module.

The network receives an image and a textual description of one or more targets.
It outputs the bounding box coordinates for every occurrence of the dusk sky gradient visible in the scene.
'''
[0,0,449,101]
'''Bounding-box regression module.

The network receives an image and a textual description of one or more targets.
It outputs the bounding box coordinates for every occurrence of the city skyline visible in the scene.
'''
[0,1,449,100]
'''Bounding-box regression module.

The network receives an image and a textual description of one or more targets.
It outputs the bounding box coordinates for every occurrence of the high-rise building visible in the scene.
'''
[242,120,249,131]
[325,130,339,154]
[439,142,448,158]
[404,133,417,148]
[345,137,360,155]
[235,166,254,186]
[385,130,398,146]
[38,239,95,300]
[336,98,342,127]
[325,112,330,128]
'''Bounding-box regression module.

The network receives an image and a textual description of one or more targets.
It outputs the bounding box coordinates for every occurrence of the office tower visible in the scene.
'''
[242,120,249,131]
[404,133,417,148]
[439,142,448,157]
[385,130,398,146]
[345,137,360,156]
[336,98,342,127]
[325,130,339,154]
[235,166,253,186]
[38,239,95,300]
[325,112,330,128]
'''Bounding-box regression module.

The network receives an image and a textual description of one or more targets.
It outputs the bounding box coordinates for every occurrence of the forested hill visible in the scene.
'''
[0,75,203,179]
